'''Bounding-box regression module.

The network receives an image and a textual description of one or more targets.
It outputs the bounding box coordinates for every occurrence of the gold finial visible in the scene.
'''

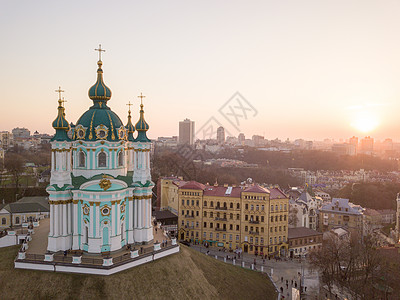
[126,101,133,114]
[61,97,67,107]
[138,92,146,106]
[55,86,64,101]
[95,44,106,61]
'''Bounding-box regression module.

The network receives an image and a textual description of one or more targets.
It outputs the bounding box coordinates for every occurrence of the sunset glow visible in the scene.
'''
[351,111,380,133]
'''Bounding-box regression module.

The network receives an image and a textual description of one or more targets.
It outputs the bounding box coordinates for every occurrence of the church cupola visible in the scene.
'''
[51,87,70,141]
[88,45,112,109]
[125,102,136,142]
[135,93,150,142]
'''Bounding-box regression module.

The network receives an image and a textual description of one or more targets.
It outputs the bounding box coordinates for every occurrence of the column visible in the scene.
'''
[62,203,67,236]
[128,199,133,230]
[133,199,138,228]
[111,201,116,235]
[54,204,59,236]
[73,201,78,234]
[68,202,72,234]
[89,203,94,237]
[49,203,54,236]
[95,203,100,237]
[148,198,151,228]
[138,199,142,228]
[117,201,121,235]
[51,151,54,171]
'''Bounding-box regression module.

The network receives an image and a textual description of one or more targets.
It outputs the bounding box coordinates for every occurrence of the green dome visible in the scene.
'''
[88,60,112,104]
[135,104,150,142]
[125,110,135,142]
[51,99,71,141]
[74,106,125,141]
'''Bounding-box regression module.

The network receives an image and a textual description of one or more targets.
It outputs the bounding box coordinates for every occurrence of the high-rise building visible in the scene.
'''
[217,126,225,144]
[179,118,195,145]
[349,136,358,155]
[238,133,245,145]
[360,136,374,154]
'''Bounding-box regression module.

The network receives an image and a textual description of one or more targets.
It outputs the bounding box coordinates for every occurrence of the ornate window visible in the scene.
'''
[79,151,86,167]
[98,152,107,167]
[118,151,124,167]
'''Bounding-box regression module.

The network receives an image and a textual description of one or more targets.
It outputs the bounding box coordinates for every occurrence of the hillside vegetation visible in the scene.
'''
[0,245,277,300]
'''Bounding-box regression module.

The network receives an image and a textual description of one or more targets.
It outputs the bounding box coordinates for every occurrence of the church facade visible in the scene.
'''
[47,51,154,253]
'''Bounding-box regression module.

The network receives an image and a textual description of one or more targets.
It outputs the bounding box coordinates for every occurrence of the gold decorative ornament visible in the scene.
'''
[83,204,90,215]
[99,175,112,191]
[101,205,111,216]
[95,124,109,140]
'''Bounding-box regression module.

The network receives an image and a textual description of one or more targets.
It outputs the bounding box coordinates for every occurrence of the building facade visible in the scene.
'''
[160,178,289,256]
[288,227,322,258]
[319,198,363,236]
[47,53,153,253]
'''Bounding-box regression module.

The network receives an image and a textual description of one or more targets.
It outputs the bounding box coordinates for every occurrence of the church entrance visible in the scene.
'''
[101,227,110,252]
[244,244,248,253]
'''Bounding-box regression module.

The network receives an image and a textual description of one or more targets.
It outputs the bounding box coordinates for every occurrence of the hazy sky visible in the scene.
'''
[1,1,400,141]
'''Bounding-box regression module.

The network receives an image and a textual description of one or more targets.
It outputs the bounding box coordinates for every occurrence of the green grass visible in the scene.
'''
[0,245,277,300]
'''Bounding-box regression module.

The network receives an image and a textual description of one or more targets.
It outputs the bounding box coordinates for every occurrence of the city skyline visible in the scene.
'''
[2,1,400,141]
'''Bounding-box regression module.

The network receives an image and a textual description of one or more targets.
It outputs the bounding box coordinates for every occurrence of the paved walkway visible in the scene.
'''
[191,244,320,299]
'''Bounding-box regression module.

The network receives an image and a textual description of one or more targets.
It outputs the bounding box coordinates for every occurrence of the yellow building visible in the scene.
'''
[160,178,289,256]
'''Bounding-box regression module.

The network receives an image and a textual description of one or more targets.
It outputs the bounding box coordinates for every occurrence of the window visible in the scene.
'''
[204,222,207,228]
[284,204,287,211]
[261,216,264,222]
[230,203,233,209]
[223,234,226,240]
[210,222,213,228]
[204,201,207,206]
[261,227,264,233]
[284,215,287,221]
[275,205,278,211]
[196,211,199,216]
[15,216,20,224]
[236,235,239,241]
[182,199,184,205]
[181,210,184,216]
[270,227,273,233]
[270,216,273,222]
[210,232,213,239]
[98,152,106,167]
[245,226,248,232]
[192,200,194,206]
[256,205,259,211]
[237,203,240,209]
[245,215,248,221]
[210,201,214,207]
[196,200,199,206]
[261,205,264,211]
[229,224,233,230]
[271,205,274,211]
[118,151,124,166]
[250,205,254,210]
[196,222,199,228]
[1,218,6,225]
[204,211,207,217]
[223,202,227,208]
[280,204,282,211]
[236,214,240,220]
[280,215,282,221]
[230,213,233,219]
[236,225,239,231]
[210,212,213,218]
[245,204,248,210]
[187,200,189,206]
[79,151,86,167]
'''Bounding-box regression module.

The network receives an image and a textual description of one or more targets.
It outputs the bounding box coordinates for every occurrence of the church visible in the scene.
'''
[47,47,154,253]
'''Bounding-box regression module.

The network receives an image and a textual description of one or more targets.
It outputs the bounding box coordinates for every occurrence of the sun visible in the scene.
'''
[351,111,379,133]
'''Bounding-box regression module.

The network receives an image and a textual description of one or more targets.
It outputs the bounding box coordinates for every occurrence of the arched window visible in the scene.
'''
[15,217,20,224]
[79,151,86,167]
[1,218,6,225]
[118,151,124,167]
[98,152,107,167]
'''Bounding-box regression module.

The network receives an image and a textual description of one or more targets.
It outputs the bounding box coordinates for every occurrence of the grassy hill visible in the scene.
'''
[0,245,277,300]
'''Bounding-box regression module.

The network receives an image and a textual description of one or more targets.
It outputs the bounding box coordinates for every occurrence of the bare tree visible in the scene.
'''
[288,206,299,227]
[5,153,24,200]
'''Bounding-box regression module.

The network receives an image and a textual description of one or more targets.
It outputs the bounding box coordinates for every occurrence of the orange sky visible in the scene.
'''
[1,1,400,141]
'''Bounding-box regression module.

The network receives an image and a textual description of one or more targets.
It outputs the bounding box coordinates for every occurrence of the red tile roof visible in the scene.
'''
[203,186,242,198]
[180,181,206,190]
[269,188,288,199]
[243,185,270,194]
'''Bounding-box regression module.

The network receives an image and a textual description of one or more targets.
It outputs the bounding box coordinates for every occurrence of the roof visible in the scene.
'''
[320,198,362,215]
[180,181,206,190]
[364,208,381,217]
[297,191,313,203]
[17,196,49,210]
[3,202,49,214]
[203,186,242,198]
[152,210,178,220]
[243,185,270,194]
[288,227,322,239]
[270,188,288,199]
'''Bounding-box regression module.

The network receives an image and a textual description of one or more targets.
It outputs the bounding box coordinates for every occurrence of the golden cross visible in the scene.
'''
[55,86,64,101]
[95,44,106,61]
[138,92,146,105]
[126,101,133,113]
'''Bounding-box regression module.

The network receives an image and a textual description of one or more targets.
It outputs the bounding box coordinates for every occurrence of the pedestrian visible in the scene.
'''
[281,276,283,283]
[305,286,307,292]
[291,280,293,285]
[155,227,157,233]
[254,258,256,266]
[286,283,288,289]
[295,281,297,288]
[280,287,283,293]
